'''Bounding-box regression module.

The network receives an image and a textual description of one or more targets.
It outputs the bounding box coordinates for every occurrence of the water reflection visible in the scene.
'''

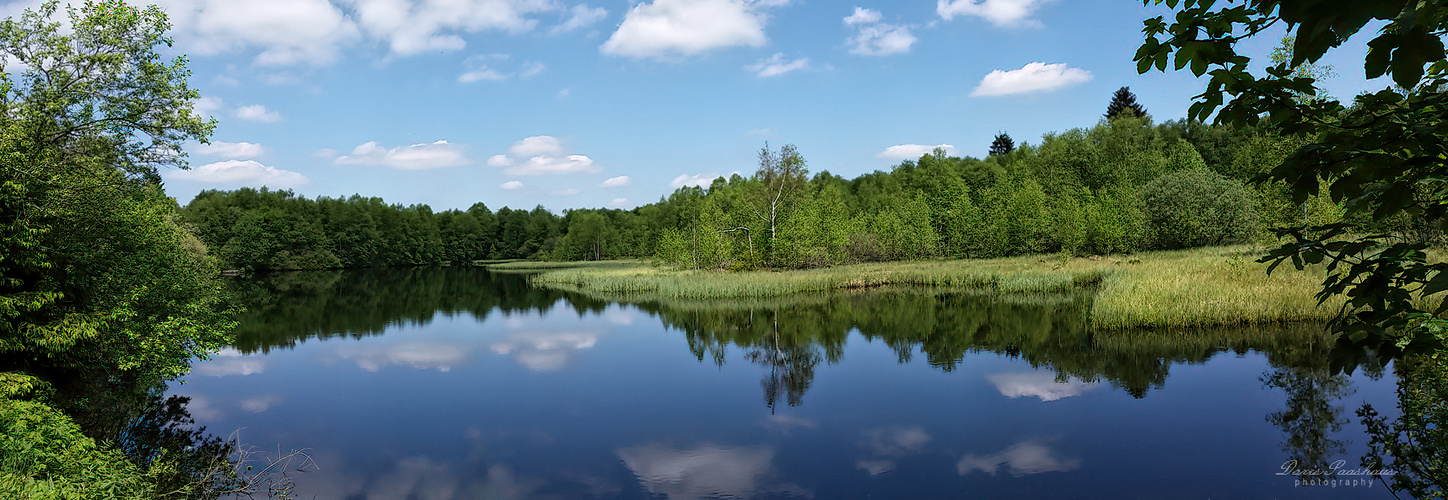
[957,440,1082,477]
[617,443,811,499]
[198,269,1413,499]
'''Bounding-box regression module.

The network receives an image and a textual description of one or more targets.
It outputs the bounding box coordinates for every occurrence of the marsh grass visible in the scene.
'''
[495,245,1346,331]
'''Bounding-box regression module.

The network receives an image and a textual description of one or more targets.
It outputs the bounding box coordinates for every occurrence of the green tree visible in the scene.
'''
[747,143,808,267]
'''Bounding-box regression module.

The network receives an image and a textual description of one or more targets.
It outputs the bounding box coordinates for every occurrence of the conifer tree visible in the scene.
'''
[1105,86,1148,120]
[988,132,1015,156]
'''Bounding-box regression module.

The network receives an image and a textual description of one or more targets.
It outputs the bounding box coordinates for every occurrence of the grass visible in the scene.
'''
[488,245,1346,331]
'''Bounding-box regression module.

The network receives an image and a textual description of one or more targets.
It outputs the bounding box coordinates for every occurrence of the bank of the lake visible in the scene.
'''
[488,245,1342,331]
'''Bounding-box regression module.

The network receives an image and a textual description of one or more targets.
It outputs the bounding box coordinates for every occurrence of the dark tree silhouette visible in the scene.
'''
[1105,86,1148,120]
[989,132,1015,156]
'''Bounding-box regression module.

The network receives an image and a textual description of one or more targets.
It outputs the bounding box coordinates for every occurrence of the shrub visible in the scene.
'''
[1142,167,1259,249]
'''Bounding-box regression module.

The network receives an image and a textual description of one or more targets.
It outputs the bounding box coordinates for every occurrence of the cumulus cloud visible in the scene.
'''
[937,0,1051,28]
[501,180,525,190]
[197,141,267,159]
[193,96,225,118]
[601,0,775,59]
[235,104,282,123]
[153,0,360,66]
[607,197,631,208]
[550,3,608,34]
[670,173,724,189]
[844,7,916,56]
[877,144,957,160]
[508,135,564,157]
[334,140,470,169]
[552,188,581,196]
[987,372,1100,401]
[971,62,1092,97]
[347,0,561,56]
[168,160,309,188]
[490,136,601,175]
[958,440,1081,476]
[508,155,598,175]
[746,53,810,77]
[600,175,632,187]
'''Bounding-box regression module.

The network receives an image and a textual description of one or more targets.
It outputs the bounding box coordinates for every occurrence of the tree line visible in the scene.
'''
[185,101,1354,272]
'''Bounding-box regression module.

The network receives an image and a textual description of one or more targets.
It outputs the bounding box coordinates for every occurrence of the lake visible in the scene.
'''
[167,267,1400,499]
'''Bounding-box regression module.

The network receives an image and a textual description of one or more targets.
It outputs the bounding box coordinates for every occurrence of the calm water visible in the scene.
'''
[168,268,1400,499]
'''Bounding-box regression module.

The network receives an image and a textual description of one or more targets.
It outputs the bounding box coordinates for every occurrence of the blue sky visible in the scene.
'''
[4,0,1384,211]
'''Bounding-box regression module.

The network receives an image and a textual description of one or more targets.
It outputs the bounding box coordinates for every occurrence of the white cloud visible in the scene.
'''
[168,160,309,188]
[670,173,724,189]
[938,0,1051,28]
[235,104,282,123]
[844,7,916,56]
[601,0,773,59]
[459,66,512,82]
[607,197,631,208]
[877,144,958,160]
[508,155,599,175]
[490,136,601,175]
[842,6,881,25]
[458,55,545,82]
[508,135,565,157]
[501,180,525,190]
[552,188,581,196]
[958,440,1081,476]
[746,53,810,77]
[154,0,360,66]
[987,372,1100,401]
[549,3,608,34]
[197,141,267,159]
[334,140,470,169]
[971,62,1092,97]
[347,0,561,56]
[193,96,225,118]
[314,148,340,159]
[600,175,632,187]
[557,87,572,99]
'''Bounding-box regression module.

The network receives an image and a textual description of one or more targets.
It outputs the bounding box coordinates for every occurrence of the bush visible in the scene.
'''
[1142,167,1259,249]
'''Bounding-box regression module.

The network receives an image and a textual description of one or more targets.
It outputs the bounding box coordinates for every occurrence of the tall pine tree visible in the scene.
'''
[989,132,1015,156]
[1105,86,1147,120]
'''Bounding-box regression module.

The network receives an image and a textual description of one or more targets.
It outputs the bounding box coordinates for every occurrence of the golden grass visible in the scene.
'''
[492,245,1349,331]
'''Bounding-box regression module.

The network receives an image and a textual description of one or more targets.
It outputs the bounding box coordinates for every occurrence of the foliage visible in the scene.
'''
[0,2,240,497]
[1136,0,1448,352]
[0,399,152,499]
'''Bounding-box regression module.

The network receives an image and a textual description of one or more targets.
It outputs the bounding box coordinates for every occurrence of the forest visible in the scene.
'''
[181,102,1356,273]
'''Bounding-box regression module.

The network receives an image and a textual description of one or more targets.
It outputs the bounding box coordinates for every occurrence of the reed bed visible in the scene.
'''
[490,245,1344,331]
